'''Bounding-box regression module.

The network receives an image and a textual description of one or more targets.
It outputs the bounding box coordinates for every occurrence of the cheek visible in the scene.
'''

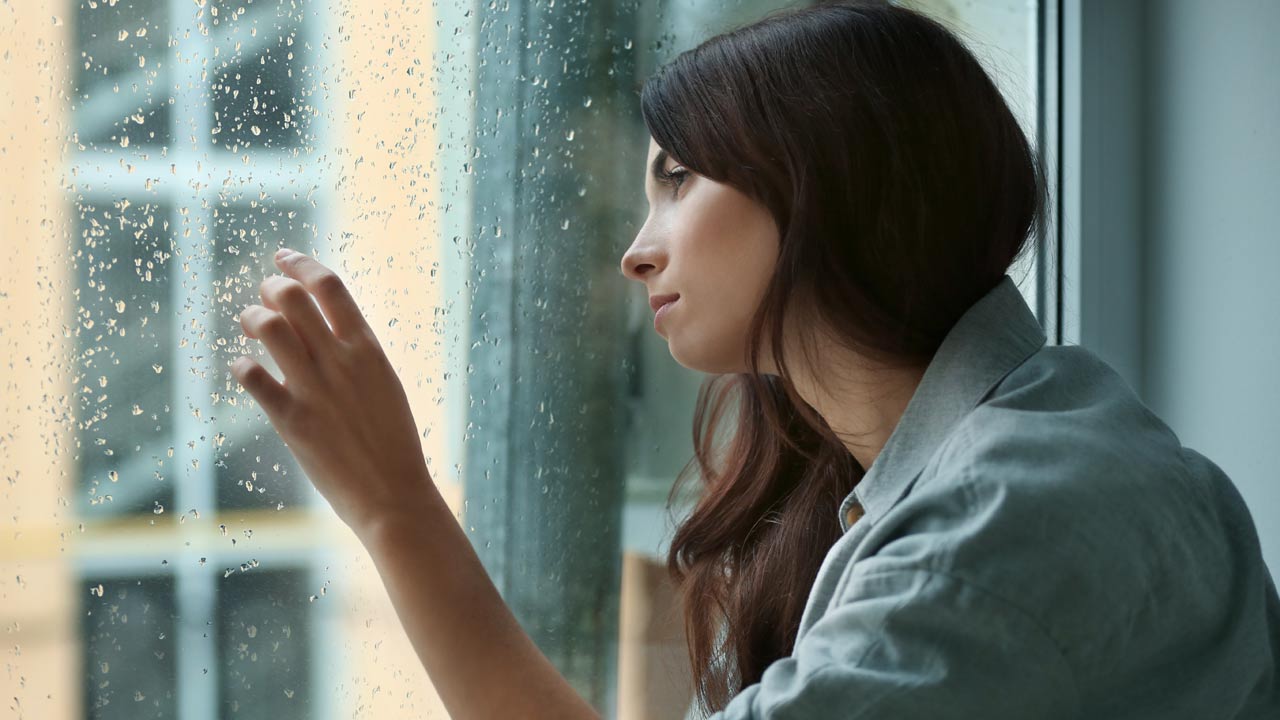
[688,193,777,320]
[666,195,777,373]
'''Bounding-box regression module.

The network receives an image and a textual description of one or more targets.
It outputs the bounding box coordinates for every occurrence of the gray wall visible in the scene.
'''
[1140,0,1280,573]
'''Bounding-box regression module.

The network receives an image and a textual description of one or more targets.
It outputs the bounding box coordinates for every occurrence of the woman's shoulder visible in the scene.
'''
[920,342,1232,550]
[942,343,1188,487]
[875,342,1276,692]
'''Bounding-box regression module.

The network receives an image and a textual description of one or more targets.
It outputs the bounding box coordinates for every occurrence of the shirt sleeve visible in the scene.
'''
[704,566,1081,719]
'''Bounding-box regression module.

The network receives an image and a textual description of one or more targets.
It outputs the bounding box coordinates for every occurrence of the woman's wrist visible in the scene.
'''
[353,482,451,552]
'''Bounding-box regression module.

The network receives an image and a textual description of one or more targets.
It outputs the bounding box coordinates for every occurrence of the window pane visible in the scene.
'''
[81,576,178,720]
[217,569,312,718]
[74,200,175,520]
[72,0,172,148]
[209,0,313,151]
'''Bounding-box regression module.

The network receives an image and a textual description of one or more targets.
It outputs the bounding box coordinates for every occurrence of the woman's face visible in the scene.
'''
[620,138,781,374]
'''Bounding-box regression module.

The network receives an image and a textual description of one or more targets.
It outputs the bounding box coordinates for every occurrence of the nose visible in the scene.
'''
[619,236,663,282]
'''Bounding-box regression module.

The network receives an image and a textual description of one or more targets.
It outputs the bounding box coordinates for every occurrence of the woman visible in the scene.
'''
[231,1,1280,718]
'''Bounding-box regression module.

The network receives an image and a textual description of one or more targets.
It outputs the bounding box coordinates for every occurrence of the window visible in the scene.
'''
[4,1,1050,718]
[65,0,326,717]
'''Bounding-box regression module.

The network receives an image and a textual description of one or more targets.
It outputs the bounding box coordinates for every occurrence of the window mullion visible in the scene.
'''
[169,1,220,719]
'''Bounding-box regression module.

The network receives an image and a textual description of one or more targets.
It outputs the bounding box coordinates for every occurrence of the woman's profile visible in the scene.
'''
[231,1,1280,717]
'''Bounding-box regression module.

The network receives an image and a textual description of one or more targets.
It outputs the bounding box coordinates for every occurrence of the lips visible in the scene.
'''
[649,293,680,313]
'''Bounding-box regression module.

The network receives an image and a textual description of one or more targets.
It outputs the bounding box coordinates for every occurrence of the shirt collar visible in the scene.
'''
[836,274,1048,533]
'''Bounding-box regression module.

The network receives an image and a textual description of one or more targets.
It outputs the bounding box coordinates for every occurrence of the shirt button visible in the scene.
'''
[844,501,865,527]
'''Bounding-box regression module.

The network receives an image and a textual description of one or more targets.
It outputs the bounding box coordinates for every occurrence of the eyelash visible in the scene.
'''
[656,166,689,195]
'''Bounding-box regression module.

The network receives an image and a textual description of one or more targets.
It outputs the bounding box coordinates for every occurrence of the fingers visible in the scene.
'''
[239,303,314,387]
[231,354,292,419]
[272,249,376,343]
[259,274,336,357]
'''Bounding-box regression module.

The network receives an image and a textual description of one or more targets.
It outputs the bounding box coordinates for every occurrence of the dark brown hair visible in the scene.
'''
[639,0,1049,714]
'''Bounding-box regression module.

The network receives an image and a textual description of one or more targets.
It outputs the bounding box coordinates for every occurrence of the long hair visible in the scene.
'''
[639,1,1049,714]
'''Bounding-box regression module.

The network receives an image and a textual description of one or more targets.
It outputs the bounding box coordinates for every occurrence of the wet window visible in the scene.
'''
[217,569,312,716]
[6,1,1046,718]
[74,199,175,520]
[81,576,178,719]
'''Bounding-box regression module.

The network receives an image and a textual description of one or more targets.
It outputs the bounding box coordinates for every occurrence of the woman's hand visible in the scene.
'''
[230,248,436,536]
[230,248,600,720]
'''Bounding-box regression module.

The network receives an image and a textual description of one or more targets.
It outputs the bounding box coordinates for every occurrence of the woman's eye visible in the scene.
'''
[659,167,689,195]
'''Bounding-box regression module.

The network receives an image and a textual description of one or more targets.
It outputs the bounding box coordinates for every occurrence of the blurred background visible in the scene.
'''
[0,0,1275,718]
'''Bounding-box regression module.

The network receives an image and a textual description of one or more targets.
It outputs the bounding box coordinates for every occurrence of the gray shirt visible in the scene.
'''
[705,274,1280,719]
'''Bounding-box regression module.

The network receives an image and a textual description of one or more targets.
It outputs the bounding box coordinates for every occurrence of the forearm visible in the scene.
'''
[357,485,601,720]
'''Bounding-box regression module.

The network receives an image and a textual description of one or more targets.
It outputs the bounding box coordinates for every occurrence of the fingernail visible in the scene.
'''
[275,248,294,259]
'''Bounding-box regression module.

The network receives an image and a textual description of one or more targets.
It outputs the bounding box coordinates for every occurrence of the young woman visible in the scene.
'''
[231,1,1280,718]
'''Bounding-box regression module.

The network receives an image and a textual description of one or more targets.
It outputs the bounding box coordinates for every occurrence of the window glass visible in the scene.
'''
[74,200,175,520]
[209,0,312,152]
[73,0,172,149]
[217,569,313,717]
[82,576,178,719]
[3,1,1044,718]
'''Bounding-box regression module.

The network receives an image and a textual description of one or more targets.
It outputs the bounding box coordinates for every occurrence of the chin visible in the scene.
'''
[668,339,751,376]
